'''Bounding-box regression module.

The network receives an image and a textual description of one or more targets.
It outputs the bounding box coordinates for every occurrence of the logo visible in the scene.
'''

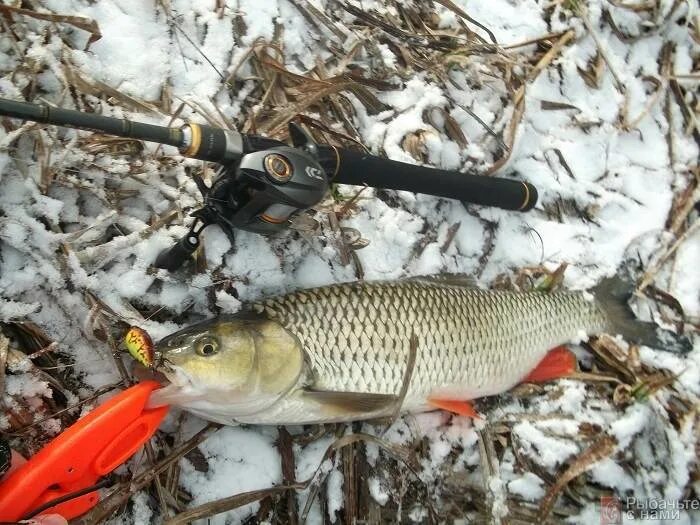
[601,496,621,525]
[305,166,324,180]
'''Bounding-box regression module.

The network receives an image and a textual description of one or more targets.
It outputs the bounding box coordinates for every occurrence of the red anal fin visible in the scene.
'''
[524,346,576,383]
[428,398,480,418]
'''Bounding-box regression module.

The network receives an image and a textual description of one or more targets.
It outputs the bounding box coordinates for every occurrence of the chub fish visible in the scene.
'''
[148,275,686,425]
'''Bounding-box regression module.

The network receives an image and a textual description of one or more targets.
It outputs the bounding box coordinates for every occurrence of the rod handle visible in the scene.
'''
[319,146,537,211]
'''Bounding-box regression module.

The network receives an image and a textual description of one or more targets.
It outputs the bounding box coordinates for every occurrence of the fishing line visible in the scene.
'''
[524,224,545,264]
[168,12,227,83]
[141,304,168,323]
[188,278,237,290]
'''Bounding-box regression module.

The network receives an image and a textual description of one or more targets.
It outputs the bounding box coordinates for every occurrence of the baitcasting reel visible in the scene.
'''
[153,123,329,270]
[0,97,539,272]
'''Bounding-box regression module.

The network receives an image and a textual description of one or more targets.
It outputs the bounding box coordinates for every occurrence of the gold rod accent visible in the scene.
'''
[182,123,202,157]
[517,182,530,211]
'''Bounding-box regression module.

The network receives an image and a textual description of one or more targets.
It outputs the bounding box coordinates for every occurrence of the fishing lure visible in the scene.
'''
[124,327,155,368]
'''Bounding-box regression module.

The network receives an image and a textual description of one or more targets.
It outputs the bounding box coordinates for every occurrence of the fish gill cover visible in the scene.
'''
[0,0,698,523]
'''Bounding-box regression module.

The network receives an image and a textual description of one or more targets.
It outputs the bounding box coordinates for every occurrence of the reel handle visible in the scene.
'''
[153,218,207,271]
[153,237,198,271]
[320,146,537,211]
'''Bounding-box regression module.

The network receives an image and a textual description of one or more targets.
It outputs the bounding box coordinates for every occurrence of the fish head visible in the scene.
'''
[151,316,304,417]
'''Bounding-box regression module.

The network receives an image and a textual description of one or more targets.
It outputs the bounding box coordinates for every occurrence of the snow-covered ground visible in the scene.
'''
[0,0,698,523]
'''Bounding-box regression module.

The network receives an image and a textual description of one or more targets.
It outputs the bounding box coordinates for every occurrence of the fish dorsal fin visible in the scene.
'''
[407,273,478,288]
[302,389,398,416]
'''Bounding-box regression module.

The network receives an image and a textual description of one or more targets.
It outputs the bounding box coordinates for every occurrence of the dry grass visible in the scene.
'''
[0,0,698,524]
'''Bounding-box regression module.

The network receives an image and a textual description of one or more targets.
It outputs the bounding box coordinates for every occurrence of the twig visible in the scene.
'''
[441,222,461,254]
[278,427,298,525]
[145,441,172,519]
[503,32,566,49]
[337,185,370,219]
[342,441,358,525]
[578,8,624,92]
[8,381,124,436]
[527,30,575,83]
[0,334,9,400]
[78,424,219,524]
[485,29,574,176]
[637,219,700,292]
[0,5,101,49]
[171,20,227,84]
[432,0,497,44]
[478,425,506,525]
[457,103,508,151]
[298,433,429,523]
[165,485,303,525]
[23,477,115,519]
[538,435,617,521]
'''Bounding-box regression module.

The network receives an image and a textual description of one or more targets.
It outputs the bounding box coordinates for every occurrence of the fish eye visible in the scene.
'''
[195,337,219,357]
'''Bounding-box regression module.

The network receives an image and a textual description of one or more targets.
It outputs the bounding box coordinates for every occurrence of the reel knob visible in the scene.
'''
[263,153,293,183]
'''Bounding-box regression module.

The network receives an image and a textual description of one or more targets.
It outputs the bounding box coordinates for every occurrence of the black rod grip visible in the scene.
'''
[0,97,184,148]
[321,147,537,211]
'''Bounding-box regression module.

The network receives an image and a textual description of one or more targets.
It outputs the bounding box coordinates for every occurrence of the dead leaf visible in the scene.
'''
[0,5,101,50]
[538,435,617,520]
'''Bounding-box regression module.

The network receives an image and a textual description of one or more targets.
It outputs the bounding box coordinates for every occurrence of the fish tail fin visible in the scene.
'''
[593,274,691,354]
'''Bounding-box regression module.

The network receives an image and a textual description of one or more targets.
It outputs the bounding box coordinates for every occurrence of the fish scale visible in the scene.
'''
[253,279,609,409]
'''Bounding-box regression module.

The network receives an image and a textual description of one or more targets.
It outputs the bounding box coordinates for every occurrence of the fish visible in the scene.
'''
[148,275,688,425]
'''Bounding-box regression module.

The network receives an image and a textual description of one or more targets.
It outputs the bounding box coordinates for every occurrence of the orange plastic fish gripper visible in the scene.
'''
[0,381,168,521]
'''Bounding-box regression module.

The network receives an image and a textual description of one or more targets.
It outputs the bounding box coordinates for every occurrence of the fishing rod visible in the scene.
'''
[0,97,538,270]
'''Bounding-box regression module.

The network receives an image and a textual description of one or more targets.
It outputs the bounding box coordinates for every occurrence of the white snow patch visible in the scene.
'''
[368,477,390,506]
[508,472,545,502]
[179,426,282,524]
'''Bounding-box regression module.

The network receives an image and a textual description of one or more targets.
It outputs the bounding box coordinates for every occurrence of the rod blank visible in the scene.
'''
[0,97,184,149]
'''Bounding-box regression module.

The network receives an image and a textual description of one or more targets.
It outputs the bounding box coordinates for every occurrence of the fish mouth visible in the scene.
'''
[131,344,191,390]
[153,358,193,389]
[149,339,191,385]
[131,361,170,385]
[145,358,213,409]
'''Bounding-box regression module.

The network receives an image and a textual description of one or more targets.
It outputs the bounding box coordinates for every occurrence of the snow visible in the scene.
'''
[180,426,282,524]
[368,476,390,506]
[0,0,698,523]
[639,344,700,395]
[589,458,635,493]
[512,421,580,469]
[507,472,545,502]
[325,469,344,522]
[670,227,700,317]
[293,434,337,524]
[611,404,652,450]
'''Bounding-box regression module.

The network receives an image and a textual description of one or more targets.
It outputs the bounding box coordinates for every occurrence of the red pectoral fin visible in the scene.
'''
[524,346,576,383]
[428,398,480,418]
